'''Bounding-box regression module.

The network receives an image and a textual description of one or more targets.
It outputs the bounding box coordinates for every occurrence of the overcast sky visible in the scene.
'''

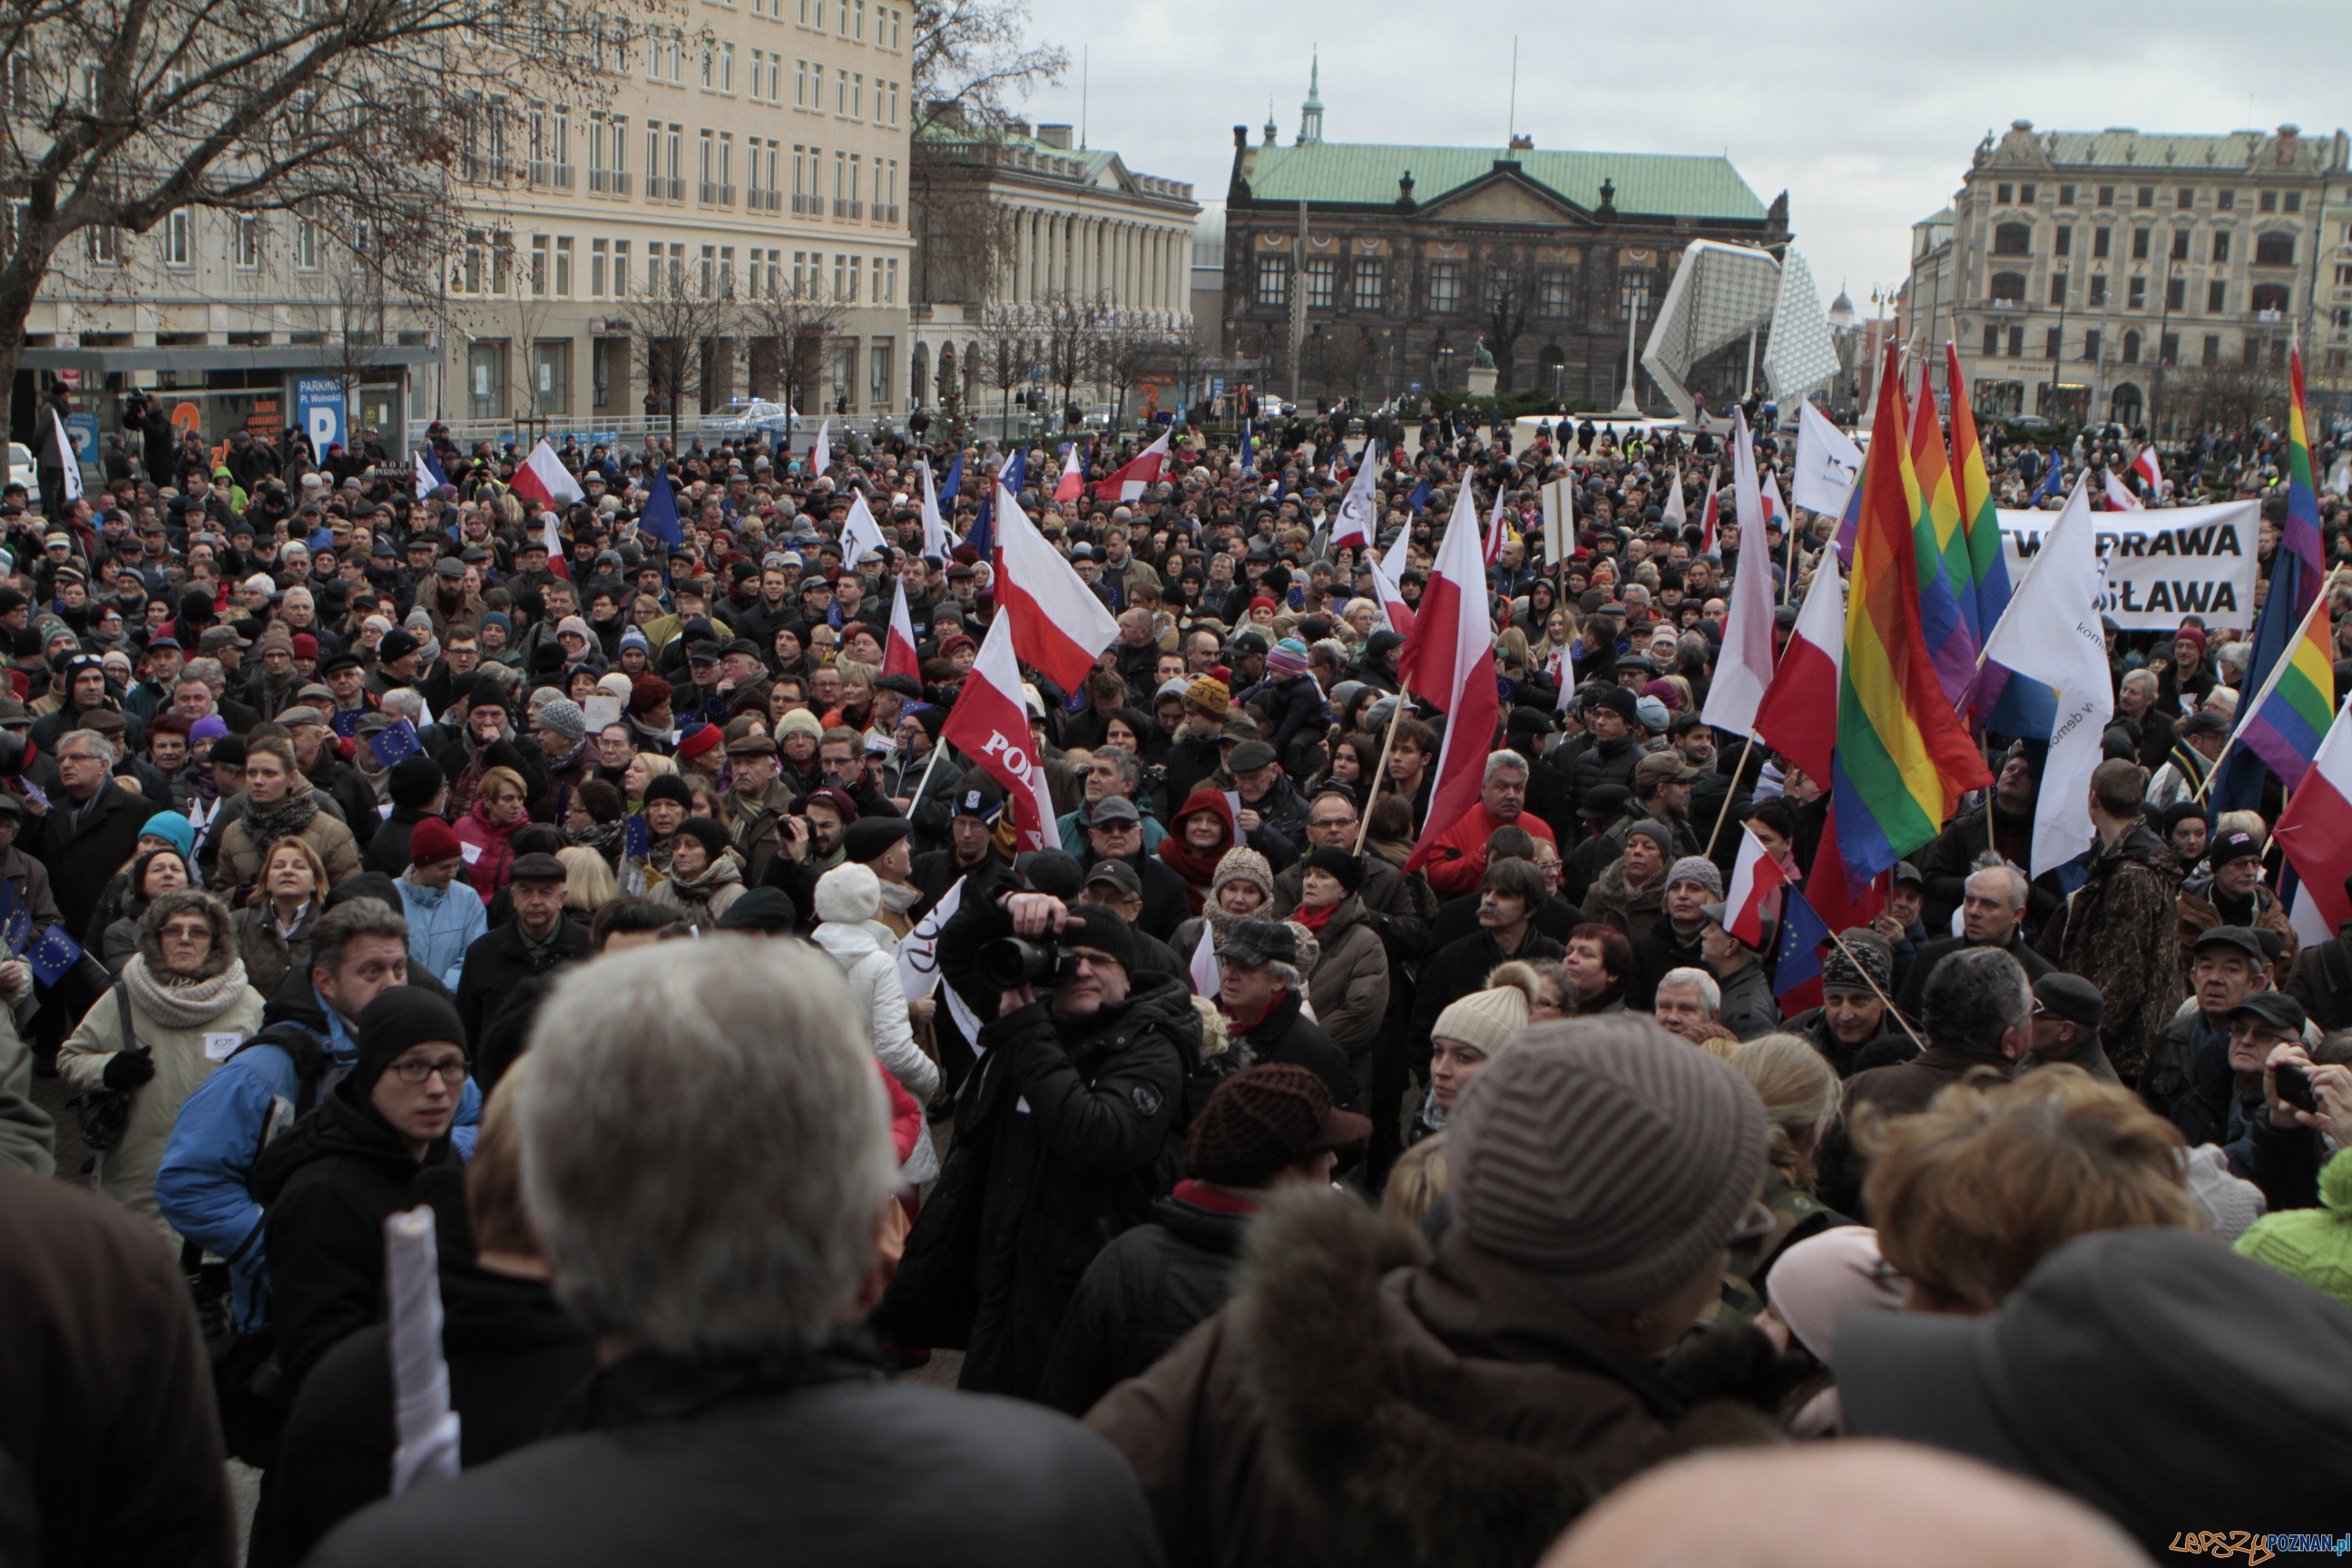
[1014,0,2347,316]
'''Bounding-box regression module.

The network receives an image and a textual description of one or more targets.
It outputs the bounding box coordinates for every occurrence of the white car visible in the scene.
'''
[7,443,35,504]
[699,398,799,436]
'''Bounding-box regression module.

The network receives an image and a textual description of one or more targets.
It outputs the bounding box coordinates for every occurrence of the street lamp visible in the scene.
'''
[2150,257,2180,439]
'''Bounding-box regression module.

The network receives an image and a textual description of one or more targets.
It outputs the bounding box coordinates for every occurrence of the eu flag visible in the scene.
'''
[640,460,683,559]
[1771,887,1830,1019]
[0,877,28,956]
[368,718,423,769]
[624,816,649,858]
[1240,419,1254,475]
[2033,453,2063,505]
[965,448,1024,562]
[1406,477,1431,514]
[938,449,964,505]
[329,708,367,740]
[28,924,82,987]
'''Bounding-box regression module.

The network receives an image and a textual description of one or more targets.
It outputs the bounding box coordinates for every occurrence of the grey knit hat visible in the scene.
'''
[1666,855,1723,897]
[1822,928,1895,995]
[1446,1016,1769,1314]
[535,696,586,741]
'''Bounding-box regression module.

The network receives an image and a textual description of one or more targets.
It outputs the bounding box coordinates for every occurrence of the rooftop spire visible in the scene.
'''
[1299,54,1323,144]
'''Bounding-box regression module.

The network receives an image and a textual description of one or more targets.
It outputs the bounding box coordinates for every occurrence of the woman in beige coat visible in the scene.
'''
[1289,848,1392,1083]
[212,734,361,898]
[58,889,268,1227]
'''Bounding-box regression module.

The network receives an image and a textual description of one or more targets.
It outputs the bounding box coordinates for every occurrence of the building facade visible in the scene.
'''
[907,114,1195,420]
[17,0,916,460]
[1909,120,2350,430]
[1219,70,1789,410]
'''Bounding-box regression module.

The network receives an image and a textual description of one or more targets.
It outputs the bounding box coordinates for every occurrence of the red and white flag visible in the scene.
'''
[808,419,832,479]
[1054,443,1086,503]
[2130,443,2165,495]
[1722,823,1793,948]
[883,577,922,681]
[510,438,584,510]
[938,612,1059,853]
[1483,482,1510,567]
[2272,696,2352,939]
[1188,922,1220,998]
[538,509,572,580]
[1400,482,1501,874]
[1700,408,1776,734]
[1330,439,1379,551]
[1752,553,1845,788]
[1661,462,1687,531]
[2102,469,2143,511]
[1374,525,1416,634]
[1699,467,1722,556]
[917,457,952,557]
[990,483,1122,692]
[1092,428,1169,503]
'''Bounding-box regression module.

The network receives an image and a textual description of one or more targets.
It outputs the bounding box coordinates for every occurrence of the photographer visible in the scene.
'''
[876,893,1200,1402]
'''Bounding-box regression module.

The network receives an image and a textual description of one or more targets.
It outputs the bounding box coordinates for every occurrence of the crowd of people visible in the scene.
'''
[4,388,2351,1567]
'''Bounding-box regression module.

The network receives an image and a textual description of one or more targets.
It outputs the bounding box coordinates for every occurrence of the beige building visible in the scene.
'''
[17,0,915,458]
[1908,120,2349,431]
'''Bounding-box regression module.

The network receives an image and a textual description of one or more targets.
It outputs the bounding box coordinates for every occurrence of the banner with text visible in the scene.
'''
[1997,500,2259,631]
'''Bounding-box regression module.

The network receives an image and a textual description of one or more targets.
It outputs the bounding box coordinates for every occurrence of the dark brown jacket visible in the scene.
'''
[2038,823,2186,1077]
[1816,1046,2018,1215]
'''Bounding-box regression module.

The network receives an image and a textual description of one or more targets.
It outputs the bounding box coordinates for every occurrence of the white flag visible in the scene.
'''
[917,457,952,557]
[1793,401,1862,518]
[50,409,83,503]
[895,875,963,1003]
[1188,921,1220,998]
[1330,439,1380,550]
[808,418,831,478]
[1700,407,1775,734]
[842,489,889,563]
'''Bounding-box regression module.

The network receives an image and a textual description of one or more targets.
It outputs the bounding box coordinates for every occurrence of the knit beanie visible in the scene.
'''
[1062,902,1137,974]
[387,754,446,810]
[408,817,463,865]
[537,697,587,743]
[777,707,825,740]
[1267,637,1310,679]
[642,773,692,810]
[139,811,196,860]
[674,817,730,860]
[350,987,467,1095]
[1431,984,1531,1056]
[1210,846,1275,906]
[1185,1062,1372,1188]
[1185,672,1231,718]
[2235,1146,2352,1309]
[1666,855,1723,897]
[813,861,882,924]
[1446,1016,1769,1315]
[1821,928,1894,995]
[620,625,651,654]
[1300,845,1365,892]
[676,723,722,760]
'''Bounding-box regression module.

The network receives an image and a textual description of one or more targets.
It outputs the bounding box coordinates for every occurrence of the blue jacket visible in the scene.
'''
[154,968,479,1329]
[397,877,488,989]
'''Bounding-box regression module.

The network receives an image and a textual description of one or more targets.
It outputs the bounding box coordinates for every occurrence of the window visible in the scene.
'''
[2218,188,2235,211]
[2202,333,2220,366]
[295,217,320,270]
[2089,274,2108,306]
[555,237,573,296]
[2122,329,2141,363]
[490,231,511,294]
[2170,229,2189,260]
[2049,272,2067,306]
[2127,276,2145,309]
[2008,326,2024,357]
[2161,332,2179,365]
[531,233,550,294]
[2130,228,2149,260]
[699,38,713,87]
[1482,267,1515,313]
[1427,260,1462,313]
[2054,224,2072,256]
[2165,277,2184,310]
[613,240,630,296]
[1995,181,2013,204]
[851,73,861,118]
[1255,255,1288,307]
[592,238,608,296]
[2045,326,2063,358]
[2092,227,2111,259]
[2082,328,2100,361]
[2136,185,2153,210]
[1982,323,2001,356]
[1992,221,2032,255]
[1301,257,1336,309]
[234,214,260,269]
[2179,187,2195,207]
[467,340,507,419]
[2208,279,2227,312]
[2255,231,2295,267]
[2058,183,2075,206]
[701,243,715,295]
[835,65,845,113]
[870,339,890,407]
[2018,182,2035,203]
[720,42,734,93]
[2284,191,2302,213]
[532,338,570,415]
[462,229,485,293]
[2339,264,2352,286]
[2259,190,2278,212]
[2097,185,2114,208]
[2252,282,2290,314]
[879,257,897,302]
[165,209,192,267]
[796,58,807,105]
[1536,266,1571,317]
[1988,270,2025,302]
[2211,231,2229,263]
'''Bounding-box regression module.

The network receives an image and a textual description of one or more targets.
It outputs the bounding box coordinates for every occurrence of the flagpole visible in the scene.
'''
[1703,731,1758,859]
[1356,691,1411,856]
[2190,577,2336,804]
[910,735,951,811]
[1818,923,1931,1056]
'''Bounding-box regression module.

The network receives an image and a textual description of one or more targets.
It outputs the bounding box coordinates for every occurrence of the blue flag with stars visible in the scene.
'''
[965,447,1025,562]
[368,718,423,769]
[1406,477,1431,514]
[0,877,29,957]
[625,815,650,859]
[938,448,964,505]
[1240,418,1254,475]
[1771,887,1830,1017]
[28,924,82,986]
[639,459,683,563]
[329,708,367,740]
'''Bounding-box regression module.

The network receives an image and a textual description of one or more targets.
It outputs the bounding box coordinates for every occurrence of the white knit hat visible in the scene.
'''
[1432,985,1532,1056]
[814,862,881,925]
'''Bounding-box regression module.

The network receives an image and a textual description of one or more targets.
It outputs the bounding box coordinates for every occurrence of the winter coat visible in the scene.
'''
[233,900,321,1004]
[1036,1181,1254,1416]
[1565,731,1642,820]
[452,802,524,906]
[301,1343,1163,1568]
[58,944,267,1227]
[1086,1191,1783,1568]
[1409,926,1566,1066]
[26,779,156,946]
[1913,801,2059,936]
[1272,853,1433,965]
[1419,802,1558,898]
[872,970,1200,1400]
[2284,924,2352,1034]
[2037,824,2185,1078]
[304,751,382,847]
[252,1081,457,1389]
[1817,1045,2018,1216]
[1299,897,1390,1063]
[1713,960,1779,1042]
[2175,875,2298,982]
[271,1246,599,1564]
[646,852,745,925]
[1225,988,1359,1112]
[1895,931,2055,1020]
[1583,856,1670,951]
[397,877,489,990]
[0,963,50,1175]
[1631,917,1708,1011]
[215,805,362,899]
[1784,1004,1912,1080]
[811,918,943,1109]
[455,916,593,1073]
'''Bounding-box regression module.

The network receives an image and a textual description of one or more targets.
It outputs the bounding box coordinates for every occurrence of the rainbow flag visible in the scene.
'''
[1945,344,2014,662]
[2214,344,2329,809]
[1907,361,1978,708]
[2238,595,2334,783]
[1833,343,1994,886]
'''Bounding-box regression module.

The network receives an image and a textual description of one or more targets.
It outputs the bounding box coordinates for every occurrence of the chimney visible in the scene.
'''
[1035,123,1073,150]
[1508,133,1533,151]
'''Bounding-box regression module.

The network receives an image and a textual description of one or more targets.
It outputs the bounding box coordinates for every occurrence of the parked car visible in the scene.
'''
[7,443,36,505]
[699,398,799,435]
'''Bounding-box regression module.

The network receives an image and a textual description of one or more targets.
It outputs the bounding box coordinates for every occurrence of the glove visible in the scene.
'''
[102,1048,155,1090]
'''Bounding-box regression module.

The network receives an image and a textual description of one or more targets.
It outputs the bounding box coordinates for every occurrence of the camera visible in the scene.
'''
[2276,1061,2318,1115]
[976,936,1080,993]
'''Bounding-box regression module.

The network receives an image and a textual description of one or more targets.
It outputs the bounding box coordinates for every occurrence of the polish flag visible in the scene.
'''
[1760,470,1788,534]
[2102,469,2142,510]
[1053,443,1086,503]
[937,611,1059,853]
[1699,467,1722,556]
[883,577,922,681]
[917,457,952,557]
[1330,439,1379,550]
[1400,482,1502,874]
[510,438,583,511]
[1723,823,1793,948]
[1753,553,1845,788]
[1661,462,1687,531]
[1369,554,1414,636]
[2130,443,2165,495]
[1092,428,1169,503]
[2271,696,2352,934]
[808,419,832,479]
[1483,482,1510,566]
[1699,408,1776,735]
[538,509,572,580]
[989,483,1122,692]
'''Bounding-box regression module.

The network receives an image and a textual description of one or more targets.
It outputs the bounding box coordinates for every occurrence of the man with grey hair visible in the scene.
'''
[1895,862,2053,1018]
[1651,965,1725,1044]
[25,727,156,989]
[1423,748,1557,897]
[307,939,1162,1568]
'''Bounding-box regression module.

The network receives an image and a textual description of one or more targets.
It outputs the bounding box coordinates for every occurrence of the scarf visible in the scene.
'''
[566,818,629,864]
[877,878,922,917]
[240,790,319,846]
[122,952,252,1030]
[1291,897,1339,934]
[1158,789,1237,913]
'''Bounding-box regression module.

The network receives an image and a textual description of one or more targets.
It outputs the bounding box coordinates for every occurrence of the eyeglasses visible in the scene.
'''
[388,1057,468,1084]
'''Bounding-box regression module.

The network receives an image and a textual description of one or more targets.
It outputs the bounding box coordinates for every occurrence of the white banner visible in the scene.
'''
[1996,500,2259,631]
[1792,402,1862,518]
[894,875,963,1003]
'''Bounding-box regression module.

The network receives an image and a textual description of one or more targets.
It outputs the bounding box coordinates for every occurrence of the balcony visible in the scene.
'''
[529,161,576,191]
[791,193,820,215]
[463,155,512,184]
[589,168,631,196]
[874,202,899,225]
[747,188,781,212]
[701,181,734,206]
[833,198,861,219]
[650,175,684,201]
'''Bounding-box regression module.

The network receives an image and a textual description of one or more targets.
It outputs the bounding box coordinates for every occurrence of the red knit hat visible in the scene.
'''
[677,723,722,760]
[409,817,463,866]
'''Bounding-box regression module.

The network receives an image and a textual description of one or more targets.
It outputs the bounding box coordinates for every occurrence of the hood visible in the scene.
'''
[134,888,239,982]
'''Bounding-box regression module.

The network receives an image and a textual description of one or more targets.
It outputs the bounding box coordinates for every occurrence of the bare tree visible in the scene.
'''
[1478,249,1536,393]
[1036,291,1094,425]
[908,0,1068,138]
[975,300,1035,438]
[736,276,847,430]
[2168,358,2289,437]
[0,0,651,431]
[629,258,732,446]
[1094,309,1178,435]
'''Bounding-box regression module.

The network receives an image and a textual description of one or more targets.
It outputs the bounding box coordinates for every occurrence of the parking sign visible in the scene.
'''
[296,377,346,453]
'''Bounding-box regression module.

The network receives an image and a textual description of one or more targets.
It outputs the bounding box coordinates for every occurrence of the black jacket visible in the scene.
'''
[1565,732,1641,821]
[1222,988,1358,1112]
[1629,916,1708,1011]
[300,1345,1163,1568]
[368,804,437,877]
[251,1084,456,1391]
[1084,848,1191,944]
[873,971,1200,1400]
[305,750,381,840]
[1408,925,1567,1065]
[1894,930,2053,1018]
[1036,1184,1253,1416]
[455,916,593,1079]
[27,778,156,943]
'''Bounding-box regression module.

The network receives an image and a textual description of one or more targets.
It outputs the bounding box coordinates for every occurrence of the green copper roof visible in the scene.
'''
[1241,141,1769,220]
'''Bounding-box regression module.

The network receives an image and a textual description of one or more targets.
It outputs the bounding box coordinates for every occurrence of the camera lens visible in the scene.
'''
[975,936,1052,993]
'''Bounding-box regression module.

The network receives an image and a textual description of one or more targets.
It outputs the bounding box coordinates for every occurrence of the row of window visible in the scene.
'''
[741,0,905,48]
[453,229,897,305]
[1975,324,2298,370]
[639,30,902,125]
[1986,270,2294,314]
[87,208,320,270]
[1989,180,2308,215]
[1252,256,1642,318]
[465,330,898,422]
[1992,220,2298,267]
[573,115,899,221]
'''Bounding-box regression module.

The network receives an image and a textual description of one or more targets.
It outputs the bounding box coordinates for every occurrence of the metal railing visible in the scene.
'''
[833,197,860,219]
[874,202,899,224]
[650,175,684,201]
[529,161,576,191]
[589,168,632,195]
[701,181,734,206]
[464,155,512,183]
[747,188,781,211]
[791,192,819,215]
